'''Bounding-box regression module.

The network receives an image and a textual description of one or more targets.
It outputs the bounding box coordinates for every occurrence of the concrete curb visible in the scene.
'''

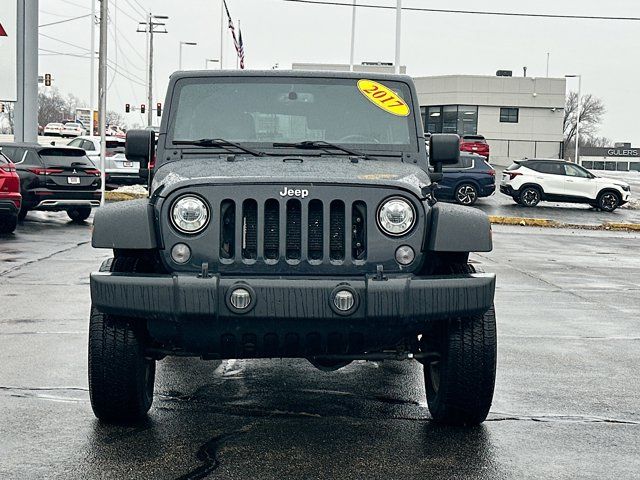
[105,191,147,201]
[489,215,640,232]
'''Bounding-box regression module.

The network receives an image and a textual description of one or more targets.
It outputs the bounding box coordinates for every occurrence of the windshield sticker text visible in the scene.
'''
[357,79,410,117]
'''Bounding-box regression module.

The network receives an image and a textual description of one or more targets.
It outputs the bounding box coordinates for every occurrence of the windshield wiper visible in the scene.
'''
[173,138,266,157]
[272,140,374,159]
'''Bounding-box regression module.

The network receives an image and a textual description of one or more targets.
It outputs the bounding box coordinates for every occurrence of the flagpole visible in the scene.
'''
[219,0,224,69]
[236,20,240,69]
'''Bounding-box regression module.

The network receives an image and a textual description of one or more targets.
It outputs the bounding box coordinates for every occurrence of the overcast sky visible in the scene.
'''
[38,0,640,144]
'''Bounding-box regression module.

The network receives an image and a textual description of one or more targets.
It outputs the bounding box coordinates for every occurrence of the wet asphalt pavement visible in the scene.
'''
[1,211,640,479]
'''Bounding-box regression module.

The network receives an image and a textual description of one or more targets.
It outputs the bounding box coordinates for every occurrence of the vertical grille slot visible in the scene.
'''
[329,200,345,261]
[219,199,235,259]
[308,200,323,260]
[286,199,302,260]
[263,199,280,260]
[352,201,367,260]
[242,199,258,259]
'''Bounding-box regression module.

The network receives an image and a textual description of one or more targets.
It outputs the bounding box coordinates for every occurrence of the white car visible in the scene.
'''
[61,122,86,138]
[43,122,64,136]
[500,159,631,212]
[67,136,141,185]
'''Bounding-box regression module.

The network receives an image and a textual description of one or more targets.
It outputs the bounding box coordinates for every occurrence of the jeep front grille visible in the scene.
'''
[217,197,367,264]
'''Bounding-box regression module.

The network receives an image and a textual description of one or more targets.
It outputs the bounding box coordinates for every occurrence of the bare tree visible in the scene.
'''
[106,110,125,127]
[563,91,606,157]
[38,89,69,126]
[0,103,15,134]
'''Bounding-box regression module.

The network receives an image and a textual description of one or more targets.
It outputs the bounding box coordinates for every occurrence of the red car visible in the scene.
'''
[0,151,21,234]
[460,135,490,160]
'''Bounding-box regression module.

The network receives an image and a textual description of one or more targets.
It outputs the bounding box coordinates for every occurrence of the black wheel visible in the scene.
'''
[0,215,18,234]
[454,183,478,206]
[18,208,28,221]
[597,191,620,212]
[88,308,155,423]
[423,264,497,426]
[512,195,524,206]
[518,186,541,207]
[88,255,158,423]
[67,206,92,222]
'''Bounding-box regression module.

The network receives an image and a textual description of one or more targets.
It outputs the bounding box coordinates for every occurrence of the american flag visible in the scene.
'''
[223,0,245,69]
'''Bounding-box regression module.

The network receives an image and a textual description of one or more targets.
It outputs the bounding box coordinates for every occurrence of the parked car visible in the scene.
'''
[0,142,102,222]
[460,135,490,160]
[43,122,64,136]
[500,159,631,212]
[0,151,21,234]
[68,136,142,186]
[435,153,496,205]
[61,122,86,138]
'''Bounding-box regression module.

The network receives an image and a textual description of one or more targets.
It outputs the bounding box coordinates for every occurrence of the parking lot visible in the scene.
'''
[1,212,639,479]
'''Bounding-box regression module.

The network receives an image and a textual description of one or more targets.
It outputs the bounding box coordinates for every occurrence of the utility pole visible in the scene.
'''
[138,14,168,127]
[394,0,401,74]
[98,0,108,206]
[546,52,550,78]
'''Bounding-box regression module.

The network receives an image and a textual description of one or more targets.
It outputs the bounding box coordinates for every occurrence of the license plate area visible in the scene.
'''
[67,176,80,184]
[123,161,133,167]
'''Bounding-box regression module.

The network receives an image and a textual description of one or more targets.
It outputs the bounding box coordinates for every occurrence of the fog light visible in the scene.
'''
[171,243,191,264]
[333,290,355,312]
[395,245,415,265]
[230,288,252,310]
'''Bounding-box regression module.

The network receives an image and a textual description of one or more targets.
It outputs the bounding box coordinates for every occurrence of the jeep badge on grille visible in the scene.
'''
[279,187,309,198]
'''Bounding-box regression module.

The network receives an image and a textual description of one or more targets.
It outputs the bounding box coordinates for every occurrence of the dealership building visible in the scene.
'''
[292,64,567,166]
[580,144,640,172]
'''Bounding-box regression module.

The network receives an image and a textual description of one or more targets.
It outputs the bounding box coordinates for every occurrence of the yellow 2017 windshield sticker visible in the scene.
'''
[357,79,410,117]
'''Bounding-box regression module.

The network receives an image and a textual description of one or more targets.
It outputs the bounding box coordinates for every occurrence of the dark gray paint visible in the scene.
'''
[91,199,157,249]
[427,202,493,252]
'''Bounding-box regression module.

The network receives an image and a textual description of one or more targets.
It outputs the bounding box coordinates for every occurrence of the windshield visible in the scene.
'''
[168,77,417,152]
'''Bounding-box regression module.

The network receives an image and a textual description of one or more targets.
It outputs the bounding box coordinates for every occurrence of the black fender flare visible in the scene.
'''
[92,199,157,249]
[426,202,492,252]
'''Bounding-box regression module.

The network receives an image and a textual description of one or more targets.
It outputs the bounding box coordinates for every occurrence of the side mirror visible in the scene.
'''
[125,129,155,178]
[429,134,460,167]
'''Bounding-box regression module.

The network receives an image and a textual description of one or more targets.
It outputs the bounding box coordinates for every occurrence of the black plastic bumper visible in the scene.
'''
[91,272,495,322]
[90,272,495,357]
[500,185,516,196]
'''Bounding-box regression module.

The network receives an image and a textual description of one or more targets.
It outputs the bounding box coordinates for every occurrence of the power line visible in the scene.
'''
[57,0,91,11]
[112,1,146,23]
[39,48,91,59]
[39,13,92,28]
[284,0,640,22]
[39,33,90,52]
[122,0,148,18]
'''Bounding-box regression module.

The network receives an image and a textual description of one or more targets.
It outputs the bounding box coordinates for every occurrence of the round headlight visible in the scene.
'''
[171,195,210,234]
[377,197,415,236]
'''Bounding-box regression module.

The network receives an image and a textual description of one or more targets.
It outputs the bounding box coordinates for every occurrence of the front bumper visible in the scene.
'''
[90,272,496,357]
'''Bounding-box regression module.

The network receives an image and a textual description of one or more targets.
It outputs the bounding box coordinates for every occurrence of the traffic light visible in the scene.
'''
[125,103,130,113]
[0,103,4,113]
[44,73,52,87]
[140,104,146,114]
[156,102,162,117]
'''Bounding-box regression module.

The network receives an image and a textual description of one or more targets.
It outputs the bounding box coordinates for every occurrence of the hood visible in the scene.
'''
[595,176,630,188]
[152,156,431,198]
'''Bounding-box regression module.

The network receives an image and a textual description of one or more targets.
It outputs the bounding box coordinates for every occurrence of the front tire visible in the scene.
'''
[423,263,497,425]
[454,183,479,206]
[597,191,620,212]
[424,305,497,426]
[88,307,155,423]
[518,186,541,207]
[67,206,92,222]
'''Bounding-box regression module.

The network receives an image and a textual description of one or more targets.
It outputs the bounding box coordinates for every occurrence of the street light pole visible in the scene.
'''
[98,0,108,206]
[566,74,582,164]
[349,0,356,71]
[394,0,402,74]
[179,41,197,70]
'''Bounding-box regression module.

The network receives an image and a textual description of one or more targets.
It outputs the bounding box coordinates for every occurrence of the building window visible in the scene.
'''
[500,107,519,123]
[421,105,477,135]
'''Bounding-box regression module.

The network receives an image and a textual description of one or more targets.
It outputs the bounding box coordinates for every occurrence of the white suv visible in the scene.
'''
[500,159,631,212]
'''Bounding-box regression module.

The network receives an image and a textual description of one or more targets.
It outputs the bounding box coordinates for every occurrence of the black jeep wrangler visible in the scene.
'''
[89,71,496,425]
